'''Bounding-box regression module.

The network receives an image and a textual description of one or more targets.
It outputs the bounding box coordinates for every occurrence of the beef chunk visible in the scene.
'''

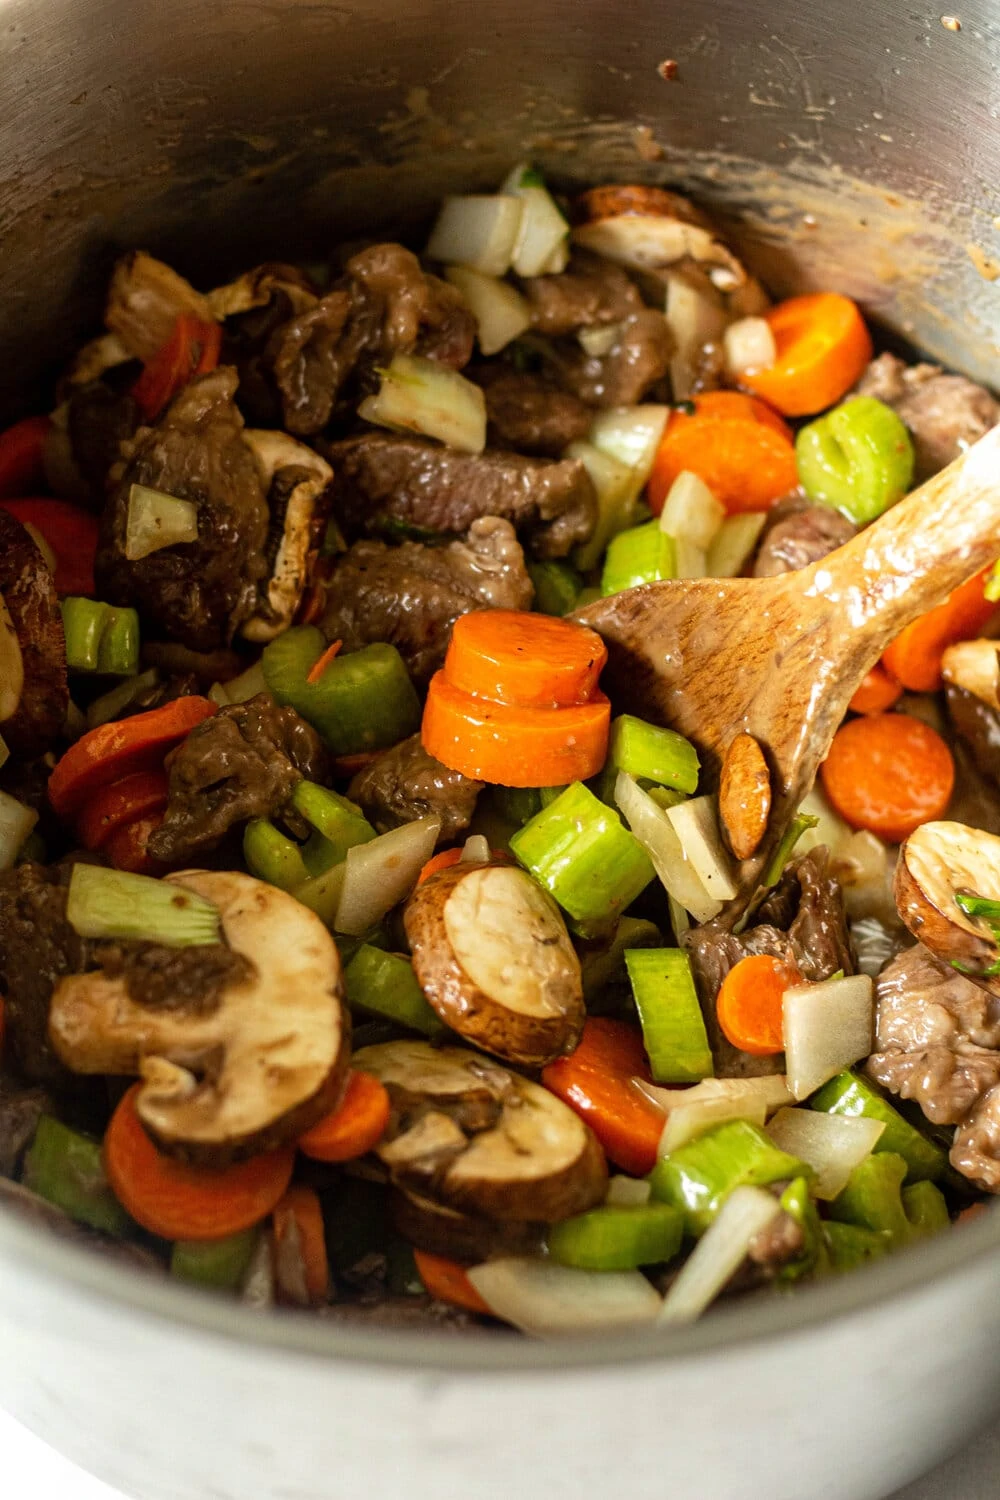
[65,380,140,503]
[0,863,87,1086]
[216,264,320,427]
[96,368,270,650]
[326,433,596,559]
[349,734,483,845]
[319,517,533,686]
[683,847,854,1077]
[473,367,592,456]
[148,693,328,863]
[855,353,999,481]
[752,498,856,577]
[520,252,644,336]
[0,1077,51,1177]
[543,309,672,408]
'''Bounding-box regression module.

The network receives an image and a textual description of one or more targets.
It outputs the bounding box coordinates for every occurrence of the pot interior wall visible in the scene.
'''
[2,0,999,417]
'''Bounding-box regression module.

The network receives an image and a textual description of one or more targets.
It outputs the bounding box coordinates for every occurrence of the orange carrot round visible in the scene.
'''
[716,954,802,1057]
[273,1185,329,1303]
[296,1070,391,1163]
[417,847,465,886]
[741,293,873,417]
[413,1249,492,1315]
[542,1017,661,1177]
[820,712,955,843]
[75,769,169,851]
[104,1085,294,1241]
[48,696,216,818]
[422,673,610,787]
[848,663,903,716]
[882,565,998,692]
[647,390,797,516]
[103,812,167,875]
[444,610,608,710]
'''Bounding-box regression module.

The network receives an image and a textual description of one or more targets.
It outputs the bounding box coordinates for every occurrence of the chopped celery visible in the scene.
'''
[823,1220,891,1273]
[649,1118,809,1236]
[625,948,713,1084]
[902,1179,951,1237]
[706,512,768,578]
[491,786,543,827]
[510,780,654,926]
[580,916,662,1006]
[344,944,444,1036]
[762,811,820,888]
[776,1176,829,1283]
[171,1229,259,1291]
[546,1203,684,1271]
[243,818,310,891]
[795,396,914,526]
[604,714,699,796]
[262,628,421,755]
[125,484,199,560]
[295,861,345,927]
[66,863,220,945]
[358,353,487,455]
[601,520,676,596]
[23,1116,130,1236]
[61,597,140,676]
[828,1150,947,1248]
[527,559,582,616]
[290,781,375,870]
[809,1070,946,1183]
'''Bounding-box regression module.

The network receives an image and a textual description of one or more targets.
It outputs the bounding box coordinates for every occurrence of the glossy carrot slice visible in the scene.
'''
[444,610,607,709]
[741,293,873,417]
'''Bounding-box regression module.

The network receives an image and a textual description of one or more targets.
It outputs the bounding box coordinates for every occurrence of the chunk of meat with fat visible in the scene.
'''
[349,734,482,846]
[519,251,644,336]
[854,352,998,481]
[472,366,592,456]
[542,309,672,408]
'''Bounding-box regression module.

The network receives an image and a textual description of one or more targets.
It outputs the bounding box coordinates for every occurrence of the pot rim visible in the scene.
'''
[0,1195,996,1371]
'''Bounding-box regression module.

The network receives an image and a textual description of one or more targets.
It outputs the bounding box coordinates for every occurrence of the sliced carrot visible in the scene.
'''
[849,663,903,715]
[131,315,222,422]
[820,712,955,844]
[306,638,342,685]
[647,390,797,516]
[273,1185,329,1304]
[413,1250,492,1315]
[48,695,216,818]
[881,566,998,693]
[417,847,464,886]
[542,1017,662,1177]
[76,769,169,851]
[443,610,608,710]
[104,1085,294,1241]
[103,811,166,874]
[422,674,610,787]
[741,292,873,417]
[0,499,99,596]
[296,1071,391,1163]
[716,954,802,1057]
[0,416,50,498]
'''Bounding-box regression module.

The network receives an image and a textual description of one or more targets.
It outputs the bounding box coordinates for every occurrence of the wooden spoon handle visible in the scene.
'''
[806,425,1000,647]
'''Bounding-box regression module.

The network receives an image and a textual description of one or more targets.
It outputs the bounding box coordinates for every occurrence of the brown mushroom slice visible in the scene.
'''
[48,870,349,1165]
[942,639,1000,711]
[105,251,215,363]
[0,510,68,757]
[205,263,317,322]
[895,820,1000,990]
[404,862,584,1067]
[571,185,746,289]
[240,430,333,642]
[356,1040,608,1222]
[390,1186,544,1262]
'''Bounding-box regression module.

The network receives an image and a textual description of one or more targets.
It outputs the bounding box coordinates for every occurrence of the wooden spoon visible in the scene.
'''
[575,424,1000,902]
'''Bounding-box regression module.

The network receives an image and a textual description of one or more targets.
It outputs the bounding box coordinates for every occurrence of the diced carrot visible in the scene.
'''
[0,416,50,499]
[422,674,610,787]
[103,812,166,874]
[306,639,342,685]
[849,663,903,715]
[272,1185,329,1304]
[103,1085,294,1241]
[647,390,798,516]
[0,499,100,596]
[443,610,608,710]
[296,1071,391,1163]
[417,848,464,885]
[741,293,873,417]
[76,769,169,851]
[131,315,222,422]
[716,954,802,1057]
[820,712,955,843]
[882,566,998,693]
[48,696,216,818]
[542,1017,662,1177]
[413,1250,492,1315]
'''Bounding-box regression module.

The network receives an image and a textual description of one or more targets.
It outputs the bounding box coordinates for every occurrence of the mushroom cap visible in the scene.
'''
[895,820,1000,992]
[240,430,333,643]
[390,1186,544,1263]
[571,185,746,288]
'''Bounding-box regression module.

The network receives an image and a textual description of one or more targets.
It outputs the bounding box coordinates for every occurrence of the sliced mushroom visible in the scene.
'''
[942,639,1000,711]
[58,333,133,393]
[355,1040,607,1222]
[571,185,746,289]
[0,510,68,757]
[105,251,215,363]
[390,1187,545,1262]
[404,861,585,1068]
[895,820,1000,991]
[240,430,333,642]
[205,263,318,322]
[48,870,349,1165]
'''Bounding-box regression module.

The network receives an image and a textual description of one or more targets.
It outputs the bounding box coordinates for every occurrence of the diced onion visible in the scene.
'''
[212,660,268,708]
[460,833,491,863]
[0,589,25,724]
[659,1186,781,1323]
[640,1075,793,1156]
[467,1256,662,1337]
[606,1175,652,1207]
[0,790,38,874]
[664,269,727,402]
[782,974,874,1101]
[658,471,726,550]
[501,165,570,278]
[660,1093,768,1155]
[831,829,895,922]
[578,323,622,358]
[671,539,708,580]
[425,195,523,277]
[86,668,160,729]
[359,353,486,455]
[589,405,670,489]
[765,1107,885,1200]
[334,816,440,936]
[568,440,640,574]
[614,772,719,923]
[443,266,532,356]
[723,316,777,377]
[125,485,199,562]
[795,784,854,859]
[663,796,736,904]
[705,513,767,578]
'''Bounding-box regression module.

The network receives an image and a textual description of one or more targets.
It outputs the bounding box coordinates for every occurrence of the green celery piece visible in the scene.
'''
[262,627,421,755]
[99,607,140,675]
[601,520,676,596]
[795,396,914,526]
[386,1236,425,1297]
[527,559,582,616]
[171,1229,259,1291]
[546,1203,684,1271]
[61,597,106,673]
[823,1220,892,1273]
[606,714,700,795]
[776,1176,830,1284]
[538,785,567,808]
[580,916,662,1007]
[901,1180,950,1238]
[510,780,654,925]
[491,786,543,827]
[291,781,375,870]
[809,1071,946,1183]
[344,944,444,1036]
[295,861,345,927]
[66,863,220,945]
[625,947,712,1084]
[649,1119,809,1237]
[243,819,310,892]
[23,1116,130,1236]
[828,1150,946,1248]
[646,784,687,811]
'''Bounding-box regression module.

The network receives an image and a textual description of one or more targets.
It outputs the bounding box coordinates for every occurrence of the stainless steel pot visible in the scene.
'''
[2,3,1000,1497]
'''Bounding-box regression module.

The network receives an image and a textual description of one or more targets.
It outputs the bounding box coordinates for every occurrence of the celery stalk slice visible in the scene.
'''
[22,1116,130,1236]
[66,863,220,945]
[243,819,311,892]
[649,1118,809,1236]
[344,944,444,1037]
[262,628,420,756]
[604,714,700,795]
[546,1203,684,1271]
[601,519,676,596]
[171,1230,259,1290]
[625,948,713,1084]
[808,1070,946,1183]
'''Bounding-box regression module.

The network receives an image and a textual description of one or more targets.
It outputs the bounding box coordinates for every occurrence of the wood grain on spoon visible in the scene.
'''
[575,424,1000,904]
